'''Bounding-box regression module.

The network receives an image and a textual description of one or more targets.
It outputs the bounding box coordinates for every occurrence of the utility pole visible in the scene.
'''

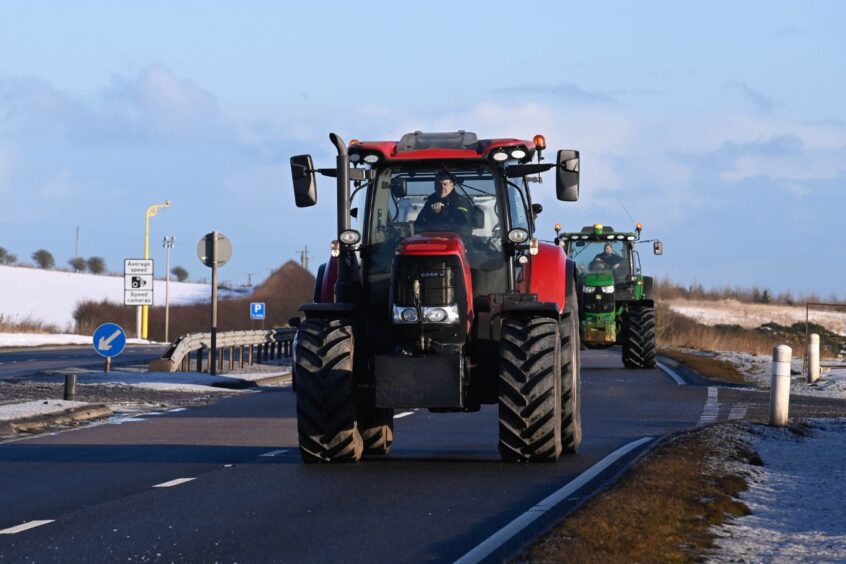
[163,236,175,342]
[75,226,80,258]
[245,272,255,287]
[298,245,310,271]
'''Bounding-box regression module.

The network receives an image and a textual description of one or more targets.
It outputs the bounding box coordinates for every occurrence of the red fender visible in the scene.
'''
[527,242,568,313]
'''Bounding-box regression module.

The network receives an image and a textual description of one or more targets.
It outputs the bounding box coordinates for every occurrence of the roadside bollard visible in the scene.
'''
[64,374,77,401]
[807,333,820,384]
[769,344,792,427]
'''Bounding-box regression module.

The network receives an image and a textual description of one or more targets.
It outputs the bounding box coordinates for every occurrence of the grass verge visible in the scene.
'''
[517,424,757,563]
[659,349,749,386]
[0,314,60,334]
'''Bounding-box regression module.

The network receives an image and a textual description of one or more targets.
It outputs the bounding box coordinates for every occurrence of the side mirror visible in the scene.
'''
[290,155,317,207]
[390,178,407,199]
[555,149,580,201]
[653,241,663,255]
[532,203,543,217]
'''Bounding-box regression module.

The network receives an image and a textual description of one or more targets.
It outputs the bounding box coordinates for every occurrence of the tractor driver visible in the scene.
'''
[414,171,472,233]
[592,243,623,270]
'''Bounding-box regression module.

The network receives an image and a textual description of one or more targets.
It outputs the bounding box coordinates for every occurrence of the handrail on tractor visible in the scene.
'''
[150,328,297,373]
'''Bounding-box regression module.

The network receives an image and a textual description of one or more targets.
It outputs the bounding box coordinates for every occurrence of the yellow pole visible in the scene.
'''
[142,200,171,339]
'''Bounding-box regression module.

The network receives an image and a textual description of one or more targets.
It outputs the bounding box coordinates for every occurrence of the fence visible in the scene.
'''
[150,328,296,373]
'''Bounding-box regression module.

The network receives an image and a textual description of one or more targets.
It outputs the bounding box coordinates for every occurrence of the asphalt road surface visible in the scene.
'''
[0,345,169,380]
[0,349,744,562]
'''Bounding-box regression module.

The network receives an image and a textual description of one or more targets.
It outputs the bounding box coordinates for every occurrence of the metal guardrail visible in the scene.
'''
[149,328,296,373]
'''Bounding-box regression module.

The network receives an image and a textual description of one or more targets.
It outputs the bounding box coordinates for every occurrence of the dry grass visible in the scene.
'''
[659,349,749,386]
[0,313,60,334]
[518,425,755,563]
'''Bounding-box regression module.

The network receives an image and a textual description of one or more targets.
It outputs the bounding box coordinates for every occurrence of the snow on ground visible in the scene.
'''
[0,400,90,421]
[669,298,846,335]
[0,332,153,347]
[53,366,290,393]
[0,264,249,332]
[708,420,846,563]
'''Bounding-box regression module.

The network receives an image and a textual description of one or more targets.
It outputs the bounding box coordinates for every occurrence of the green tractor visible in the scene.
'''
[554,223,663,368]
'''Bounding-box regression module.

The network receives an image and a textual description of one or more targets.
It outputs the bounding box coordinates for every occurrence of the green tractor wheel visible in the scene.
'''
[621,306,657,369]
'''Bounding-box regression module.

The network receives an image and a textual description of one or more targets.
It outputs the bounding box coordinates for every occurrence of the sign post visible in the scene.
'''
[92,322,127,373]
[197,232,232,374]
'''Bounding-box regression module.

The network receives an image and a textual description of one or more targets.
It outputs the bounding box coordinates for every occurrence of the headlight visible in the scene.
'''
[393,304,460,324]
[339,229,361,245]
[507,228,529,243]
[601,285,615,294]
[582,286,597,294]
[363,154,380,164]
[492,151,508,162]
[510,148,527,159]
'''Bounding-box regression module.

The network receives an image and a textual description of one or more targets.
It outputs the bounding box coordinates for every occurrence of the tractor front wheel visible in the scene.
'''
[293,319,363,463]
[498,317,562,463]
[561,289,583,453]
[621,306,657,369]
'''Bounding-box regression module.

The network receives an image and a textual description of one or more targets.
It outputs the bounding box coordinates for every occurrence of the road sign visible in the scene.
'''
[197,232,232,268]
[250,302,266,320]
[92,323,127,358]
[124,259,154,306]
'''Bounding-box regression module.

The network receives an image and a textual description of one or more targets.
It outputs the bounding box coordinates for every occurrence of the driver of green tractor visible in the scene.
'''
[593,243,623,270]
[414,171,472,233]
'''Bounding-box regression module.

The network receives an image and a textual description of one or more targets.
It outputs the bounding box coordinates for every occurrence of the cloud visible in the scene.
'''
[493,82,622,106]
[729,82,774,114]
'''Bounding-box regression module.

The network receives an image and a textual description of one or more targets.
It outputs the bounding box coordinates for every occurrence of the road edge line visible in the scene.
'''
[657,361,687,385]
[454,436,654,564]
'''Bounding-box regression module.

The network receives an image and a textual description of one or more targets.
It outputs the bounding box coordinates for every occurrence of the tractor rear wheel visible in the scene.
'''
[293,319,363,463]
[561,291,583,454]
[358,404,394,456]
[621,306,657,369]
[498,317,562,463]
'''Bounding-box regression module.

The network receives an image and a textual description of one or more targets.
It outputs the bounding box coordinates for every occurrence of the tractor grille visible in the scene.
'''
[393,256,457,306]
[584,290,615,314]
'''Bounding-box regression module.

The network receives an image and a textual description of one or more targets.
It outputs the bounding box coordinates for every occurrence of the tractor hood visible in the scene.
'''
[397,232,467,257]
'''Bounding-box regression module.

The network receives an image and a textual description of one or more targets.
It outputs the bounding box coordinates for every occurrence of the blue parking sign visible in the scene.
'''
[250,302,266,320]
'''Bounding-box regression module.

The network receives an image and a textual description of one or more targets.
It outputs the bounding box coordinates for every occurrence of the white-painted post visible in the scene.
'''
[769,345,792,427]
[807,333,820,384]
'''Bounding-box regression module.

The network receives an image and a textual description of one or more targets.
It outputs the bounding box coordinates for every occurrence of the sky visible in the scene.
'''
[0,1,844,297]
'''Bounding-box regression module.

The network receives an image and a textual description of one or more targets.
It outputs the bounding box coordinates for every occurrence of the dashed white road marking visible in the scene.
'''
[0,520,54,535]
[454,437,654,564]
[697,387,719,426]
[168,408,187,413]
[728,405,747,420]
[657,362,687,385]
[153,478,195,488]
[393,411,415,419]
[259,449,289,457]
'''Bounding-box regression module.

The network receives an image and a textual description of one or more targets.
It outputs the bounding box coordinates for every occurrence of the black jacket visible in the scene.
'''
[415,190,472,232]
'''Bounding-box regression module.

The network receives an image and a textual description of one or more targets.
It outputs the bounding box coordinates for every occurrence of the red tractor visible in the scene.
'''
[289,131,582,463]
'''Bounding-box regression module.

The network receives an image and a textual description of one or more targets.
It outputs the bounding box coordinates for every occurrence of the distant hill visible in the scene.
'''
[74,261,315,340]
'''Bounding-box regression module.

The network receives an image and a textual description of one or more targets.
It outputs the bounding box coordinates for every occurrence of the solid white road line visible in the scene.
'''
[454,436,654,564]
[167,408,187,413]
[393,411,415,419]
[697,387,720,426]
[657,362,687,386]
[259,449,289,457]
[152,478,196,488]
[0,520,54,535]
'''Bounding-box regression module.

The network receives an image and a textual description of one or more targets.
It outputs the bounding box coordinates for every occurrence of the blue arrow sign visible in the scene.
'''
[250,302,266,320]
[92,323,127,358]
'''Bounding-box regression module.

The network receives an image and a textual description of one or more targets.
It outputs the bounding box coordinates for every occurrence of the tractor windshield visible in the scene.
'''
[567,239,630,281]
[364,165,510,301]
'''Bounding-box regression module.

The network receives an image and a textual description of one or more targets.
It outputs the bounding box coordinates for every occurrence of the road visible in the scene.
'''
[0,349,743,562]
[0,345,168,380]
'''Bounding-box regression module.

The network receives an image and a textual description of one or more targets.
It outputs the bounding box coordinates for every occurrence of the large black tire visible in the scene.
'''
[293,319,363,463]
[621,306,657,369]
[498,317,562,463]
[561,288,583,454]
[358,404,394,456]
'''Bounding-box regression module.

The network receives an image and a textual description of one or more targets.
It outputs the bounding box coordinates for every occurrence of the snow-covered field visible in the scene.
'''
[669,298,846,335]
[0,264,246,332]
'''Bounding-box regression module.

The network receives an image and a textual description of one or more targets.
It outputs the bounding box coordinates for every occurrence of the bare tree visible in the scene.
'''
[0,247,17,265]
[32,249,55,269]
[171,266,189,282]
[86,256,106,275]
[69,257,87,272]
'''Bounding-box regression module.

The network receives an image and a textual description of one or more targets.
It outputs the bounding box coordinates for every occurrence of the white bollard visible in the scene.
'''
[807,333,820,384]
[769,344,792,427]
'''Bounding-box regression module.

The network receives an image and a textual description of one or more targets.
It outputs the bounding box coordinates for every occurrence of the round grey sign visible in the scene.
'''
[197,232,232,268]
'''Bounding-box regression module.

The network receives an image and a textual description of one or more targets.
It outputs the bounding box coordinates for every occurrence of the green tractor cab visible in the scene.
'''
[555,223,663,368]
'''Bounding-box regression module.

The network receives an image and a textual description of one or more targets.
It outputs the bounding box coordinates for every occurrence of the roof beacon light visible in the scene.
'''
[349,139,360,146]
[533,134,547,150]
[554,223,561,234]
[593,224,604,235]
[636,223,643,233]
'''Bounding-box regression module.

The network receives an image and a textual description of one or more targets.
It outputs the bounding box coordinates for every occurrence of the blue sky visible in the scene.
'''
[0,1,843,297]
